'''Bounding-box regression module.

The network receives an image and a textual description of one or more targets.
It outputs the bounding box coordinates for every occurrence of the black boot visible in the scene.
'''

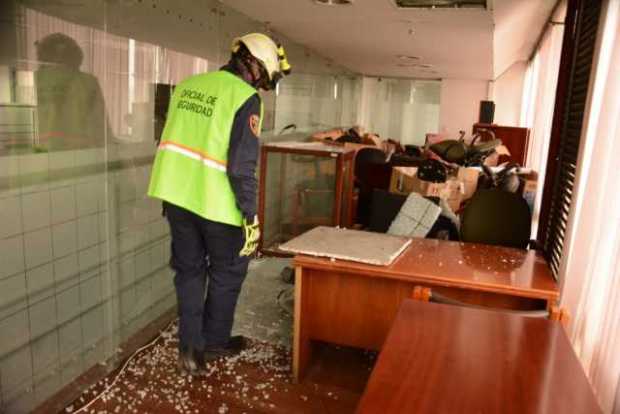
[203,335,248,361]
[177,346,205,376]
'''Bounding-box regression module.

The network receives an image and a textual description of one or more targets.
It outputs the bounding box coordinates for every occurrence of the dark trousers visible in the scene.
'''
[164,202,249,352]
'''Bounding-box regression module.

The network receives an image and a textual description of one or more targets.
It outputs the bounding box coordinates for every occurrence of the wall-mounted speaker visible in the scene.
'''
[479,100,495,124]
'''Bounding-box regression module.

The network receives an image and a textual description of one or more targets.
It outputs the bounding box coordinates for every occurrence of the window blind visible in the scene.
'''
[541,0,603,277]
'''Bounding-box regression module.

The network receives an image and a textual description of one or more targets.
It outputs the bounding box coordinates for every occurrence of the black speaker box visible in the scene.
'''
[479,100,495,124]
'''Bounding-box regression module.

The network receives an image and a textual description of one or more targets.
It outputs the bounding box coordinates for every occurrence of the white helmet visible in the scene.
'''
[232,33,291,89]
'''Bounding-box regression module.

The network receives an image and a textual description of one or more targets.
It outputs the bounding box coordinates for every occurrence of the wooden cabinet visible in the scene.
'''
[258,142,356,256]
[473,123,530,166]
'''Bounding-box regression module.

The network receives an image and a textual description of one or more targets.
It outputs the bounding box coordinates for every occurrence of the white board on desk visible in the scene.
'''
[278,226,411,266]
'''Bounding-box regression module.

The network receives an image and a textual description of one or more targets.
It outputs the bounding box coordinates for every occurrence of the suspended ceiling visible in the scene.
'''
[222,0,558,80]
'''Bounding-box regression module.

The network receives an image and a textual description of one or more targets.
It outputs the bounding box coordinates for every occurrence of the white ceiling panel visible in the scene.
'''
[222,0,557,80]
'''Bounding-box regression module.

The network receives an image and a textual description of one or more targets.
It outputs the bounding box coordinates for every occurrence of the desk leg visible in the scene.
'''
[293,266,312,383]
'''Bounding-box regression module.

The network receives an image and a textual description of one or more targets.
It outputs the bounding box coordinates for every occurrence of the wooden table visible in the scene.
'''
[356,299,601,413]
[293,238,559,381]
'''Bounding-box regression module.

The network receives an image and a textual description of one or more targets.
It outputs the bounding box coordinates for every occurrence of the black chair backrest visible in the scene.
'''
[355,147,387,173]
[354,149,392,227]
[368,189,407,233]
[354,148,392,192]
[461,190,532,249]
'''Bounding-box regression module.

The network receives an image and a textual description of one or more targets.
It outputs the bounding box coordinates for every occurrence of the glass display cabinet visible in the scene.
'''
[258,141,356,256]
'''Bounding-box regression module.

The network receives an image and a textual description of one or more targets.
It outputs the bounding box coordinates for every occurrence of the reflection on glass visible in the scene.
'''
[34,33,108,151]
[0,0,362,412]
[367,78,441,145]
[272,74,362,135]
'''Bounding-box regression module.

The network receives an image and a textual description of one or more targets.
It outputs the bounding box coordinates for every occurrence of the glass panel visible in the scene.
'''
[261,151,337,251]
[367,78,441,146]
[340,156,354,226]
[272,74,362,137]
[0,0,362,411]
[1,1,109,412]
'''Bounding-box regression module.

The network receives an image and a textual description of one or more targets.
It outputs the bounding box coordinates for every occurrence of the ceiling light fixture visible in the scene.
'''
[397,55,421,61]
[393,0,487,9]
[396,62,434,69]
[313,0,353,5]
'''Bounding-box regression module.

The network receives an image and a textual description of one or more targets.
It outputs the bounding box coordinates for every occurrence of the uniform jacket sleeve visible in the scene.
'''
[227,93,261,221]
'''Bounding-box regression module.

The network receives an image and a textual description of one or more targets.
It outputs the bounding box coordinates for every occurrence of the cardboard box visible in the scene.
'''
[457,167,480,201]
[311,128,345,141]
[440,179,466,212]
[343,142,379,152]
[390,167,427,195]
[390,167,464,211]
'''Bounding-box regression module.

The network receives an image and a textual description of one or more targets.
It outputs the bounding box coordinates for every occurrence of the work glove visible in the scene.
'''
[240,215,260,257]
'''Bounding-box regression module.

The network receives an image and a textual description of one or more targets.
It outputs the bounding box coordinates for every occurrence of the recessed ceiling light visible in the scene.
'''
[396,62,434,69]
[397,55,421,61]
[314,0,353,5]
[393,0,487,9]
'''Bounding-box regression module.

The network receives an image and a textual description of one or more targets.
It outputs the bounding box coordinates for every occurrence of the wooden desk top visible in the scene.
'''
[357,299,602,414]
[294,238,558,301]
[262,141,356,155]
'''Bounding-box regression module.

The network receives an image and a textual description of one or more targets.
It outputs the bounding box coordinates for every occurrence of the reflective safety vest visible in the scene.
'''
[147,70,261,226]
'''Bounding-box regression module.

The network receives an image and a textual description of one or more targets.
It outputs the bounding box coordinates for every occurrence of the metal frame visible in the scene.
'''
[258,143,355,256]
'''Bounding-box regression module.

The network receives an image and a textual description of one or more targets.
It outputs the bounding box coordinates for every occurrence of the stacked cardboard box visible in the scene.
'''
[389,167,465,212]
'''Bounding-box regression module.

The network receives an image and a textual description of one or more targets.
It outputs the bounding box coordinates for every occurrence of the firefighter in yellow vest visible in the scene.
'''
[148,33,291,375]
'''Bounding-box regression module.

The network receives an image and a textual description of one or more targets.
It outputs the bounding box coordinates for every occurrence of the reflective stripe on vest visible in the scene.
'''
[158,140,227,173]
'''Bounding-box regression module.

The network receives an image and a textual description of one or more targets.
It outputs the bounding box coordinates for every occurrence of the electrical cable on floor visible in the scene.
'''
[277,287,294,316]
[72,319,176,414]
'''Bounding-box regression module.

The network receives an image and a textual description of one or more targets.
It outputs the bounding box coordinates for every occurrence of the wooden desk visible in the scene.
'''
[357,299,601,414]
[293,238,559,381]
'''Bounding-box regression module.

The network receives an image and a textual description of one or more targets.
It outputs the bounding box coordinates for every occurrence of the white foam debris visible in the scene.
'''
[63,319,299,413]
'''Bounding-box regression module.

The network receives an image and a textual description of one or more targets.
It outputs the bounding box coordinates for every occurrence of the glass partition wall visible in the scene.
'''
[366,78,441,146]
[0,1,360,412]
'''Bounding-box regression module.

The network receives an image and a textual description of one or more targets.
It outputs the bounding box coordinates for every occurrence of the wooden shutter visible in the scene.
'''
[538,0,603,277]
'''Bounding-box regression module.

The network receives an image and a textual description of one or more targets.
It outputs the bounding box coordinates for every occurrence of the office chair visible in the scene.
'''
[460,189,532,249]
[355,147,388,170]
[367,189,459,240]
[354,148,390,226]
[367,189,407,233]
